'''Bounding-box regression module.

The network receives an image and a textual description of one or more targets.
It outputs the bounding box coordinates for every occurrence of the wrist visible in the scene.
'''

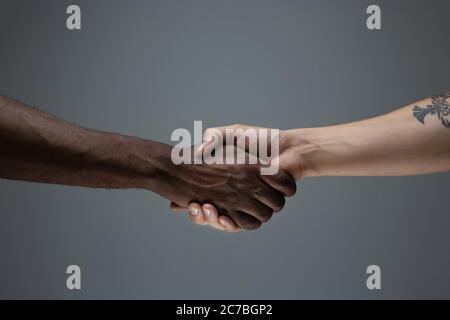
[100,133,170,191]
[134,139,173,191]
[280,128,326,179]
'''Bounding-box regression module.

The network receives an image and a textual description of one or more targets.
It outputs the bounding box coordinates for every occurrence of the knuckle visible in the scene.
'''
[231,124,245,131]
[203,128,212,136]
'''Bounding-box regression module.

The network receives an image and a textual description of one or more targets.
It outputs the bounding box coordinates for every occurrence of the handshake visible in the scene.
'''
[168,124,301,233]
[1,93,449,233]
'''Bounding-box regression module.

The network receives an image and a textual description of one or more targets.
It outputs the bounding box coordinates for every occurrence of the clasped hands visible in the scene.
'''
[2,94,447,231]
[169,124,301,233]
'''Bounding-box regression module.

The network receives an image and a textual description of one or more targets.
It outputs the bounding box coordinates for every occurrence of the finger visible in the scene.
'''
[253,187,286,213]
[259,169,297,197]
[201,204,240,233]
[204,124,272,156]
[227,211,262,230]
[218,215,241,233]
[201,124,246,158]
[170,201,188,212]
[188,203,208,226]
[203,126,228,144]
[241,200,274,223]
[197,128,226,160]
[202,204,226,231]
[199,203,242,233]
[203,124,259,145]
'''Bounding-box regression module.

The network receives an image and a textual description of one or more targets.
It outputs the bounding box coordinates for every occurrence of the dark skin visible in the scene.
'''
[0,96,296,230]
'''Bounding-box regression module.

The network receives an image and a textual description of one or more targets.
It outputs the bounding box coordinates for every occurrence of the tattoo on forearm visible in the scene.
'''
[413,92,450,128]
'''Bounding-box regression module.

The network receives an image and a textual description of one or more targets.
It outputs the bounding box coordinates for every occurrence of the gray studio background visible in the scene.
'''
[0,0,449,299]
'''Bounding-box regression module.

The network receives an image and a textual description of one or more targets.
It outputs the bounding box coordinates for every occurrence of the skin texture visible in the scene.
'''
[179,93,450,232]
[0,96,296,230]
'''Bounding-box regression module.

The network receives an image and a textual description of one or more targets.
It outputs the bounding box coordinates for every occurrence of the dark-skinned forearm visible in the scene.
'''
[0,96,296,230]
[0,96,170,192]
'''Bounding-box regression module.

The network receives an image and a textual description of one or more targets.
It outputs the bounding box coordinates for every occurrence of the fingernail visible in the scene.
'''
[204,209,212,217]
[191,208,199,216]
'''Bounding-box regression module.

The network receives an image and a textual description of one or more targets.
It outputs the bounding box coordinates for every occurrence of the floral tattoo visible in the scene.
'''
[413,93,450,128]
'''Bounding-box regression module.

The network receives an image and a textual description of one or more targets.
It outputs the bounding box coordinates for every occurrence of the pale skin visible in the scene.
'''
[173,93,450,232]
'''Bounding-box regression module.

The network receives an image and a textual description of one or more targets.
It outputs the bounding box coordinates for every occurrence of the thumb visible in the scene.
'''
[196,127,227,159]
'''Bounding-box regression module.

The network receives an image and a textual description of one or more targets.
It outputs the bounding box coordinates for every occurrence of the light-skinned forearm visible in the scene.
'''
[282,95,450,178]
